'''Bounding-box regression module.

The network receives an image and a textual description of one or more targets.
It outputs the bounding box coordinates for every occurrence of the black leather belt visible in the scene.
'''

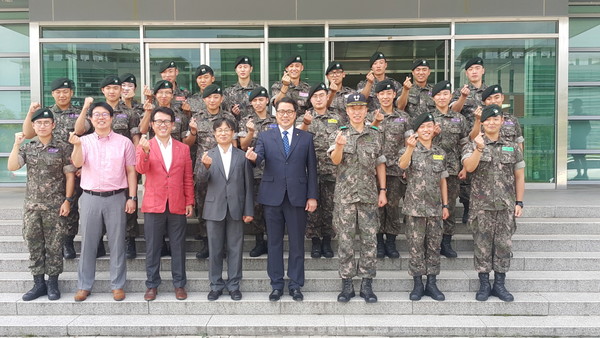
[83,189,125,197]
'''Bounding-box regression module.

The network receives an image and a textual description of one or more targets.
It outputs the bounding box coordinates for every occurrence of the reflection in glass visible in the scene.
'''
[0,91,31,120]
[0,124,24,154]
[42,27,138,39]
[567,88,600,117]
[269,26,324,38]
[0,24,28,53]
[456,21,556,35]
[0,158,27,184]
[148,48,200,95]
[569,52,600,83]
[0,58,30,86]
[570,18,600,48]
[145,27,263,39]
[330,24,449,37]
[268,43,324,88]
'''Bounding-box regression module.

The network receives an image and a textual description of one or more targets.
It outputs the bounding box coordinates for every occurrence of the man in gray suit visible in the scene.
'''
[200,117,254,301]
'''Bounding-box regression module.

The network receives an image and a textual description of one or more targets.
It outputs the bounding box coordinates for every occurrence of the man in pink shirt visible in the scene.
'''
[69,102,137,302]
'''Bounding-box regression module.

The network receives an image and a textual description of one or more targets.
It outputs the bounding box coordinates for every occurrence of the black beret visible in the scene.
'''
[481,104,502,122]
[346,92,367,106]
[412,59,431,70]
[369,51,386,67]
[248,86,269,101]
[50,78,74,91]
[153,80,174,95]
[375,79,395,93]
[308,82,328,101]
[119,73,137,86]
[31,108,54,122]
[100,75,121,88]
[89,102,115,117]
[284,55,303,68]
[412,112,435,131]
[325,61,344,75]
[194,64,214,78]
[431,80,452,97]
[159,60,177,73]
[482,84,503,101]
[465,57,484,70]
[234,55,252,68]
[202,84,222,98]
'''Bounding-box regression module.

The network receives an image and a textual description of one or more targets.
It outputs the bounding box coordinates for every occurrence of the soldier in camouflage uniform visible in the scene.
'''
[8,108,76,301]
[159,60,190,109]
[398,112,450,302]
[357,52,402,112]
[140,80,190,142]
[328,93,387,303]
[481,84,524,151]
[223,56,260,120]
[369,79,411,259]
[396,59,436,119]
[187,65,216,115]
[297,82,342,259]
[184,84,237,259]
[325,61,353,126]
[238,87,277,257]
[462,104,525,303]
[120,73,144,118]
[271,55,311,115]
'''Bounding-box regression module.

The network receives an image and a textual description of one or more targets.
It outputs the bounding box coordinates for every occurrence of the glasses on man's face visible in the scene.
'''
[276,109,295,116]
[92,112,111,118]
[215,128,232,134]
[153,119,173,126]
[33,120,52,127]
[328,70,344,76]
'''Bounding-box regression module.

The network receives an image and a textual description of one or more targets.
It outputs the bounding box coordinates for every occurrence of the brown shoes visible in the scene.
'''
[112,288,126,301]
[144,288,158,301]
[175,287,187,300]
[74,289,91,302]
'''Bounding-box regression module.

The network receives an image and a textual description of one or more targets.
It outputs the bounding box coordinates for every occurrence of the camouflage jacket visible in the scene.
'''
[399,83,435,118]
[357,76,402,111]
[329,85,354,126]
[111,101,141,141]
[48,104,88,144]
[271,80,311,114]
[298,109,343,176]
[451,82,488,128]
[500,113,524,145]
[187,92,207,115]
[238,112,278,178]
[146,105,189,142]
[191,109,237,164]
[172,84,190,109]
[432,109,470,176]
[223,80,260,119]
[368,109,412,177]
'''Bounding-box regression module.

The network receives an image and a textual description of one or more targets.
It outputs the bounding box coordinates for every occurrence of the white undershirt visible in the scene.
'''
[157,136,173,172]
[219,144,233,180]
[278,125,293,147]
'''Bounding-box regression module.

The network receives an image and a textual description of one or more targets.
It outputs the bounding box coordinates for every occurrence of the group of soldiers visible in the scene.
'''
[8,51,524,303]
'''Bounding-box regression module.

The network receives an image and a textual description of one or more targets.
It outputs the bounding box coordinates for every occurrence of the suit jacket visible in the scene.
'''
[254,127,318,207]
[201,145,254,221]
[135,137,194,215]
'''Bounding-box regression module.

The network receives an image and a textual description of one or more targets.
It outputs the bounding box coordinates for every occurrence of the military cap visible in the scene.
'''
[308,82,328,101]
[194,64,214,78]
[202,84,222,98]
[234,55,252,68]
[153,80,174,95]
[159,60,177,73]
[50,78,74,91]
[412,112,435,131]
[412,59,431,70]
[248,86,269,101]
[431,80,452,97]
[89,102,115,117]
[119,73,137,87]
[482,84,503,101]
[464,57,484,70]
[284,55,303,68]
[100,75,121,88]
[375,79,395,93]
[481,104,502,122]
[325,61,344,75]
[346,93,368,106]
[369,51,386,67]
[31,108,54,122]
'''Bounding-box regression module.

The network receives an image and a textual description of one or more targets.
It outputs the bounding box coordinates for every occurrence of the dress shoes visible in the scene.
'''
[74,289,91,302]
[289,288,304,301]
[175,287,187,300]
[112,288,126,301]
[207,289,222,301]
[269,289,283,301]
[230,289,242,301]
[144,288,157,301]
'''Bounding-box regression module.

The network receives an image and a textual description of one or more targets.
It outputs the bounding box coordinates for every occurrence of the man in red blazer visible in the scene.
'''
[136,107,194,301]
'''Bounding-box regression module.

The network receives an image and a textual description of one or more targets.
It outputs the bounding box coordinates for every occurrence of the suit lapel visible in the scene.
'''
[152,138,167,173]
[272,128,287,158]
[287,128,301,157]
[213,148,226,180]
[228,148,239,181]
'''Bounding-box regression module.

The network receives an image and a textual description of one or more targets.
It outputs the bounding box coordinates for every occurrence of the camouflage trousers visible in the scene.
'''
[459,174,471,205]
[195,177,208,237]
[443,175,460,236]
[23,208,67,276]
[405,215,443,276]
[470,209,516,273]
[333,202,379,279]
[378,175,406,235]
[247,178,266,234]
[306,175,336,239]
[65,177,82,237]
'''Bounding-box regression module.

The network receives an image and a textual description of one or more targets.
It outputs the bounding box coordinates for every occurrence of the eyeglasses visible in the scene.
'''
[92,112,111,118]
[215,128,232,134]
[153,119,173,126]
[33,120,53,127]
[276,109,295,116]
[328,70,344,76]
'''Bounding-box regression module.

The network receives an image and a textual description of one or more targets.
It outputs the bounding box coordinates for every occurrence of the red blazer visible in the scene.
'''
[136,137,194,215]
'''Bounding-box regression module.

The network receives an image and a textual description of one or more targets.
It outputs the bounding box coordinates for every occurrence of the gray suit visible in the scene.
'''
[201,145,254,292]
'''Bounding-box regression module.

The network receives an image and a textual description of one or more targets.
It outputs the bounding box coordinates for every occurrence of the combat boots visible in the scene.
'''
[249,233,268,257]
[376,233,385,258]
[384,234,400,258]
[359,278,377,303]
[63,235,76,259]
[476,272,491,301]
[96,238,106,258]
[196,236,209,259]
[461,200,470,224]
[22,274,47,301]
[440,234,457,258]
[126,237,137,259]
[337,278,355,302]
[321,236,334,258]
[46,275,61,300]
[491,272,514,302]
[310,237,322,258]
[410,275,425,301]
[424,275,445,301]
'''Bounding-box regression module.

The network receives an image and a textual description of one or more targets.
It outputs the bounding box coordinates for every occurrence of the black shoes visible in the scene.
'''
[207,289,222,301]
[249,233,268,257]
[321,236,334,258]
[46,275,61,300]
[22,274,47,301]
[337,278,355,302]
[230,290,242,301]
[440,234,458,258]
[461,200,470,224]
[376,233,385,258]
[410,275,425,301]
[311,237,322,258]
[196,236,209,259]
[289,288,304,301]
[476,272,491,301]
[384,234,400,258]
[424,275,445,301]
[269,289,283,301]
[63,235,76,259]
[126,237,137,259]
[359,278,377,303]
[491,272,514,302]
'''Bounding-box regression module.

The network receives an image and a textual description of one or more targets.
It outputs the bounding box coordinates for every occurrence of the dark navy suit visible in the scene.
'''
[254,126,318,290]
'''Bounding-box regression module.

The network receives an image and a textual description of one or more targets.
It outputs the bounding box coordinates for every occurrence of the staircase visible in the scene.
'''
[0,187,599,337]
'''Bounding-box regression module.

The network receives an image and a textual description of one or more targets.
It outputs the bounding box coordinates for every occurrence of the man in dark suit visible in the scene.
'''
[200,117,254,301]
[246,97,318,301]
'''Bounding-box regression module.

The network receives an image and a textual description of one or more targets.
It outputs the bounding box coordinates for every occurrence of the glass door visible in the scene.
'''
[145,43,203,95]
[205,43,265,88]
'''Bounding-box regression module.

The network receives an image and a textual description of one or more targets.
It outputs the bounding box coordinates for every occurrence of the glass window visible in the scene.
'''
[567,88,600,117]
[0,90,30,120]
[148,48,200,95]
[569,52,600,83]
[329,24,449,37]
[567,154,600,181]
[269,26,324,38]
[570,18,600,48]
[569,119,600,151]
[456,21,557,35]
[0,157,27,184]
[41,27,139,39]
[0,24,28,53]
[145,27,263,39]
[0,124,24,153]
[455,39,557,183]
[0,11,28,20]
[569,5,600,14]
[0,58,30,86]
[0,0,29,9]
[208,48,261,90]
[268,43,324,90]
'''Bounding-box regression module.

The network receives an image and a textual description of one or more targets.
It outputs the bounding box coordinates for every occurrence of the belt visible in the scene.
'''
[83,189,125,197]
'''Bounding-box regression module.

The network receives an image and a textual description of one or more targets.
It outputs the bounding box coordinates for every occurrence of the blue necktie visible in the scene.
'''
[282,130,290,156]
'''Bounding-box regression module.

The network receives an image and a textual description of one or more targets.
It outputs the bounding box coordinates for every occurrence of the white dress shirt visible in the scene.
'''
[219,144,233,180]
[157,136,173,172]
[278,125,294,147]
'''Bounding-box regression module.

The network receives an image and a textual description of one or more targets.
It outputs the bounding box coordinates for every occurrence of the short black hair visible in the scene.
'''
[275,96,298,112]
[88,102,114,117]
[212,117,237,133]
[151,106,175,122]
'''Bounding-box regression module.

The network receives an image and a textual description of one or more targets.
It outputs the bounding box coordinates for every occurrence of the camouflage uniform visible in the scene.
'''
[17,137,76,276]
[500,114,524,145]
[223,80,260,120]
[271,81,311,114]
[357,77,402,112]
[399,83,435,119]
[299,109,342,239]
[327,125,386,279]
[462,137,525,273]
[329,86,354,126]
[147,105,189,142]
[187,92,207,115]
[238,112,278,234]
[172,85,190,109]
[431,109,470,236]
[400,143,448,276]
